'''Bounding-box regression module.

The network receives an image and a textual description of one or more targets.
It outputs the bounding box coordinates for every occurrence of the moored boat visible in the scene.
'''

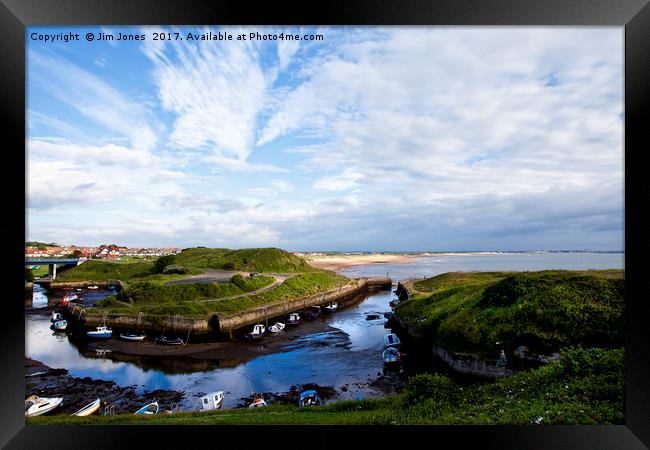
[155,335,183,345]
[324,302,338,313]
[71,398,101,416]
[86,325,112,339]
[382,346,402,365]
[52,319,68,331]
[286,313,300,325]
[268,322,285,333]
[25,395,63,417]
[88,285,99,290]
[246,324,266,340]
[120,332,146,342]
[134,401,159,415]
[298,390,322,407]
[200,391,224,411]
[384,333,401,347]
[249,396,267,408]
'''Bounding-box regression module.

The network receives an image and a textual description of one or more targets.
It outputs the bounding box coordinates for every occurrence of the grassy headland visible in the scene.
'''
[396,270,624,358]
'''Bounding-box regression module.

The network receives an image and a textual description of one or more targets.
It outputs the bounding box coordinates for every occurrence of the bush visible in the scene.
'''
[403,373,455,406]
[154,255,176,274]
[162,265,187,275]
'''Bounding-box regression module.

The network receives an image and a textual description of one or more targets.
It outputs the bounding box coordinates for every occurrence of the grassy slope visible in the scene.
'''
[396,270,624,357]
[174,247,317,273]
[92,272,349,317]
[28,347,623,425]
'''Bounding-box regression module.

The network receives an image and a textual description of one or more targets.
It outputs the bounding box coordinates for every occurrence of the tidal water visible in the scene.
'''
[25,252,623,410]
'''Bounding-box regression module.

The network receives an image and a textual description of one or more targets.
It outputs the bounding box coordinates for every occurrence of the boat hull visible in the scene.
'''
[120,334,146,342]
[86,332,112,339]
[71,398,101,416]
[155,337,183,345]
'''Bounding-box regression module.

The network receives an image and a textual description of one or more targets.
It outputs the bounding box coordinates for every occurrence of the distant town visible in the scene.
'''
[25,242,181,260]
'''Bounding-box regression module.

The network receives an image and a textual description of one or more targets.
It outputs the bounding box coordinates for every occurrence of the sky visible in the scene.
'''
[26,26,624,252]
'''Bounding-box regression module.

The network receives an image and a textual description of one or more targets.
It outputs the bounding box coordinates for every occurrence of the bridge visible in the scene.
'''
[25,257,82,280]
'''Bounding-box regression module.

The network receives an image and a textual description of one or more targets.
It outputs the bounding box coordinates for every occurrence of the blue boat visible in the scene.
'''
[298,390,322,407]
[86,325,112,339]
[134,401,158,415]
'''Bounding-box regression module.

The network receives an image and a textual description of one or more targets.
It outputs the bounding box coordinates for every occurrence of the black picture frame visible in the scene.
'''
[2,0,648,448]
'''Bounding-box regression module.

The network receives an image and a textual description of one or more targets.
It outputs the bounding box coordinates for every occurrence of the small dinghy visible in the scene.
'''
[268,322,285,333]
[88,285,99,290]
[25,395,63,417]
[298,390,322,407]
[71,398,101,417]
[200,391,224,411]
[155,335,184,345]
[134,401,159,415]
[52,319,68,331]
[120,332,146,342]
[86,325,112,339]
[382,347,401,365]
[246,324,266,340]
[324,302,338,313]
[286,313,300,325]
[249,396,267,408]
[51,312,64,323]
[383,333,401,348]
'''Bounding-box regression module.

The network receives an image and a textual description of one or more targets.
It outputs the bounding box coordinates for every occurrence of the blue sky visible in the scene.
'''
[26,26,624,251]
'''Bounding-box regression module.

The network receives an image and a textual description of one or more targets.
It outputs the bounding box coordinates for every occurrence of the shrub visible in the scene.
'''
[231,273,246,289]
[403,373,456,406]
[154,255,176,273]
[162,265,187,275]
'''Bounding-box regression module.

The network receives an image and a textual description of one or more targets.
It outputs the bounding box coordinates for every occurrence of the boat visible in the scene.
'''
[246,324,266,339]
[25,395,63,417]
[52,319,68,331]
[120,332,146,342]
[155,335,184,345]
[75,288,83,292]
[63,292,78,301]
[305,306,321,320]
[298,390,322,407]
[86,325,112,339]
[50,311,64,322]
[383,333,401,347]
[382,346,402,364]
[249,396,267,408]
[134,401,159,415]
[88,285,99,290]
[286,313,300,325]
[324,302,338,313]
[268,322,285,333]
[71,398,101,416]
[200,391,224,411]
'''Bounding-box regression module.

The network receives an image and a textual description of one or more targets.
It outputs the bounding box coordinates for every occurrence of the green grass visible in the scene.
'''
[90,272,349,318]
[28,346,623,425]
[174,247,318,273]
[397,270,624,357]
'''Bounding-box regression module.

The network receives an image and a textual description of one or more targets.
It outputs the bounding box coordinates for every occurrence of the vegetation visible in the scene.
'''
[25,267,34,282]
[28,347,623,425]
[91,272,348,317]
[25,241,58,249]
[396,270,624,358]
[174,247,317,273]
[54,260,201,285]
[154,255,177,274]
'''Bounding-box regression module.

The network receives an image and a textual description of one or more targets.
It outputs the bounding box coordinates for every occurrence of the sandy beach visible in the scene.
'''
[303,253,424,271]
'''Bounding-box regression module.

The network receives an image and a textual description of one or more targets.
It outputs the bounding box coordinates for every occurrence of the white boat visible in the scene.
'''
[384,333,401,348]
[86,325,112,339]
[88,285,99,290]
[25,395,63,417]
[246,324,265,339]
[249,397,267,408]
[134,401,159,415]
[286,313,300,325]
[53,319,68,331]
[200,391,224,411]
[71,398,101,416]
[324,302,338,312]
[382,347,401,364]
[51,312,64,322]
[268,322,285,333]
[120,332,146,342]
